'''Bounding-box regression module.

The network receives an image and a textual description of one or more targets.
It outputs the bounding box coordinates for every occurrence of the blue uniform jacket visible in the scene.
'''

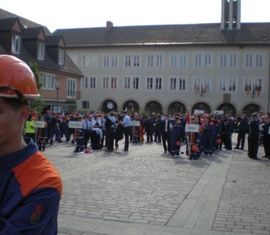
[0,142,62,235]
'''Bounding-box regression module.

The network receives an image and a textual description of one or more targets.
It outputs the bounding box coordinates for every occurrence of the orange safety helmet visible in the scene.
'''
[0,55,40,100]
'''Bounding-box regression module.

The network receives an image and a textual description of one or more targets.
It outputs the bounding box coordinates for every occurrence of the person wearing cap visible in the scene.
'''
[0,55,62,234]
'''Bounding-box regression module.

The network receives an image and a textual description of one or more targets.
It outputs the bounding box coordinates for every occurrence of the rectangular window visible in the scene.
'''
[195,54,202,67]
[58,48,65,66]
[84,77,88,89]
[229,54,237,67]
[133,77,139,89]
[170,77,177,90]
[245,54,252,67]
[111,56,118,67]
[124,77,130,89]
[82,55,86,67]
[220,54,226,67]
[37,41,45,60]
[179,78,186,90]
[155,77,162,90]
[12,34,21,54]
[256,54,263,67]
[67,79,76,98]
[82,101,89,109]
[104,56,110,67]
[125,55,131,67]
[147,55,154,67]
[179,54,187,67]
[111,77,117,89]
[205,54,211,67]
[41,73,56,90]
[156,55,163,67]
[133,55,140,67]
[147,77,153,89]
[90,77,96,88]
[170,55,177,67]
[103,77,109,89]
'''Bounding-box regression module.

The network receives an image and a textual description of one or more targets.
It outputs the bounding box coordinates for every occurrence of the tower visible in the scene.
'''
[221,0,241,30]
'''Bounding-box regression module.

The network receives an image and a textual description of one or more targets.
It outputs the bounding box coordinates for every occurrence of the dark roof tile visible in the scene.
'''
[54,23,270,47]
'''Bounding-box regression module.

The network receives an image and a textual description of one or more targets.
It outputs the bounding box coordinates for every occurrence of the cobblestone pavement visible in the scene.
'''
[44,137,270,235]
[212,149,270,235]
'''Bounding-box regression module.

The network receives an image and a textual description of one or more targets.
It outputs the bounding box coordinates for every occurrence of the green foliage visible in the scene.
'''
[28,61,42,112]
[28,61,42,90]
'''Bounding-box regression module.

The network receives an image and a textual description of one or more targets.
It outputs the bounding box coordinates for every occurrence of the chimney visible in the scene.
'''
[106,21,113,31]
[221,0,241,30]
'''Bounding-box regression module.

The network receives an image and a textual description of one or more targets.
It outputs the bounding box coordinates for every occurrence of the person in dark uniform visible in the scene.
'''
[105,112,116,152]
[154,114,162,143]
[170,116,185,157]
[235,114,249,150]
[161,114,171,153]
[144,115,154,143]
[262,114,270,159]
[248,113,260,159]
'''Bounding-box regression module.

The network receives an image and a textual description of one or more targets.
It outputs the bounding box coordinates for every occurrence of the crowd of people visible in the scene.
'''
[24,109,270,160]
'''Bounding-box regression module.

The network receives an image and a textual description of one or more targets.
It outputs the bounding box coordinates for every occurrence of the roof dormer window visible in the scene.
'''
[12,34,21,54]
[37,41,45,61]
[58,48,65,66]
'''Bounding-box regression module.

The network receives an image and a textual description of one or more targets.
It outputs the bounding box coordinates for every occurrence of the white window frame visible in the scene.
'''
[146,77,153,89]
[132,77,139,89]
[89,77,96,88]
[124,77,131,89]
[111,56,118,67]
[37,41,45,60]
[58,48,65,66]
[67,78,76,98]
[103,77,109,89]
[170,55,177,67]
[111,77,117,89]
[255,54,263,68]
[12,34,21,54]
[103,56,110,67]
[40,73,56,90]
[170,77,177,90]
[155,77,162,90]
[147,55,154,67]
[179,78,186,90]
[179,54,187,68]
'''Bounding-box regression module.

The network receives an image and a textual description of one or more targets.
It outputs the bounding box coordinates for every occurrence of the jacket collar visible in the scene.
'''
[0,141,38,172]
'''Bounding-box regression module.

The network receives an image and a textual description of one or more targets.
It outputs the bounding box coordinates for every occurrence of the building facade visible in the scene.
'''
[0,9,82,113]
[55,0,270,115]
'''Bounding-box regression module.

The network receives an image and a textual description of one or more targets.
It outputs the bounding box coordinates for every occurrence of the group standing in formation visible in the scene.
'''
[24,108,270,160]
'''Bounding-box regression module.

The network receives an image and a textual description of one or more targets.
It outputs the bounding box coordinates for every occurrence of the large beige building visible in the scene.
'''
[55,0,270,116]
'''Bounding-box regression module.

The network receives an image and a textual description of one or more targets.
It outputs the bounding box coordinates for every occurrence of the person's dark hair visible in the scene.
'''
[1,97,27,110]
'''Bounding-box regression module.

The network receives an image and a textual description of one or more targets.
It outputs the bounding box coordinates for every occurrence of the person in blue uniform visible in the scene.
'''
[0,55,62,234]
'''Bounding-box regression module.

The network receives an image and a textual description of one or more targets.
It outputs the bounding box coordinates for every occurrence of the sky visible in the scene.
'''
[1,0,270,32]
